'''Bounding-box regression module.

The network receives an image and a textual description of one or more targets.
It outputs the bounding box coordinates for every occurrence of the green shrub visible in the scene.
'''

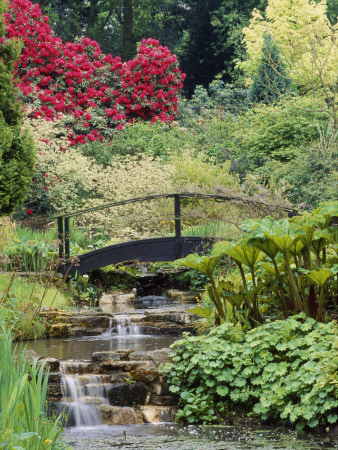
[248,33,296,104]
[177,80,248,121]
[0,62,35,216]
[0,329,67,449]
[80,120,194,164]
[0,0,36,216]
[259,123,337,208]
[0,292,47,340]
[231,96,330,175]
[164,314,338,429]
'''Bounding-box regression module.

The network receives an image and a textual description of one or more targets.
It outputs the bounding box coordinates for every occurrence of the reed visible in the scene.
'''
[0,329,68,449]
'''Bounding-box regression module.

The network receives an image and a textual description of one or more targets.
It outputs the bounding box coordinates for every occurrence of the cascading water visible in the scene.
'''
[115,315,140,336]
[101,318,113,336]
[60,362,109,427]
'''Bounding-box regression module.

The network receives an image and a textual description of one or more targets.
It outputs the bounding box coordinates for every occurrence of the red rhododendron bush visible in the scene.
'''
[4,0,185,144]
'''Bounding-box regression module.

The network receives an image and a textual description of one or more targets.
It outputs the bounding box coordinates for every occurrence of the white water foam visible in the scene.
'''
[115,315,141,336]
[60,362,108,427]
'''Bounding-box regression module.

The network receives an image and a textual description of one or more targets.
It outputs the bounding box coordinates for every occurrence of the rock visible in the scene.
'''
[167,312,196,324]
[83,396,106,405]
[48,372,61,383]
[139,406,177,423]
[99,290,136,310]
[140,326,161,335]
[149,394,178,406]
[99,405,139,425]
[99,293,114,305]
[48,323,71,337]
[152,382,170,396]
[130,369,159,385]
[100,360,151,373]
[152,349,172,366]
[92,351,121,362]
[166,289,195,302]
[23,349,39,364]
[40,357,60,372]
[116,349,135,360]
[110,373,130,383]
[130,351,153,361]
[107,382,150,406]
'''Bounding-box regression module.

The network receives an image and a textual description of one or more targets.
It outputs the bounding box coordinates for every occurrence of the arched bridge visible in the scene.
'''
[55,193,296,276]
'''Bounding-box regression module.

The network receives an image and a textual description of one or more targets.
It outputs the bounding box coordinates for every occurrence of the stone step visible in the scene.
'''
[84,383,112,396]
[99,405,139,425]
[77,374,111,384]
[139,405,177,423]
[99,360,151,373]
[63,396,107,405]
[61,361,96,374]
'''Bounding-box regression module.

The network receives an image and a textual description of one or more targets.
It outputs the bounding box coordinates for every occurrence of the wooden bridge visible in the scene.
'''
[55,193,296,275]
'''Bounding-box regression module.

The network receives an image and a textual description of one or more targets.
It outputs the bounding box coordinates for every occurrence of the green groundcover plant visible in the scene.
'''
[164,314,338,430]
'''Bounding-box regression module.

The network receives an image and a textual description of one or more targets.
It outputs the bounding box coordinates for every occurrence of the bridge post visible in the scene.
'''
[64,217,70,261]
[57,217,64,262]
[174,194,182,259]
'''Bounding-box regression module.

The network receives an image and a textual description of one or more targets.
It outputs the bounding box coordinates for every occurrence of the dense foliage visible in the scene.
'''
[164,314,338,429]
[0,0,35,215]
[177,201,338,325]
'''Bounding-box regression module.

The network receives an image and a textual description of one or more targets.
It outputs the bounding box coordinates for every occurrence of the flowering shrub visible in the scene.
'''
[4,0,185,143]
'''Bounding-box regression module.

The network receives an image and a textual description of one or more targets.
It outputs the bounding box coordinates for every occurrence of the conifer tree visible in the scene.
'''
[249,32,295,104]
[0,0,35,215]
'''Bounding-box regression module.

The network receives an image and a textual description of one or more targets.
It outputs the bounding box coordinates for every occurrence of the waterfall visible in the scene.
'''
[101,318,113,336]
[115,315,140,336]
[60,362,108,427]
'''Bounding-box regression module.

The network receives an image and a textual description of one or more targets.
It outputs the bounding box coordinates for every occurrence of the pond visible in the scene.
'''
[23,334,177,360]
[64,423,337,449]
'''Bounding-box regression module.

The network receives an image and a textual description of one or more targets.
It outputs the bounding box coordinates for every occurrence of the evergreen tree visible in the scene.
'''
[0,0,35,215]
[249,32,295,104]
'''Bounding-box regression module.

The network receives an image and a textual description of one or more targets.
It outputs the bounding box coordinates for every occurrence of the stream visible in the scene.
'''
[25,296,337,449]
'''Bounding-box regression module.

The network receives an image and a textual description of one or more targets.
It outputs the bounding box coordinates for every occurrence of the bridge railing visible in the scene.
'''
[53,192,297,264]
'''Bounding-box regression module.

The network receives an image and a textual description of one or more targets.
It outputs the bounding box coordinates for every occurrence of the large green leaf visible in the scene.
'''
[307,269,333,287]
[241,217,278,236]
[248,237,279,260]
[211,240,232,257]
[188,306,214,320]
[177,253,219,277]
[226,243,261,269]
[311,230,332,254]
[265,229,304,255]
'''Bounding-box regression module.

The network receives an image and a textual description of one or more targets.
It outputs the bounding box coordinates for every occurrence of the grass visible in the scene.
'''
[182,220,241,240]
[0,273,70,309]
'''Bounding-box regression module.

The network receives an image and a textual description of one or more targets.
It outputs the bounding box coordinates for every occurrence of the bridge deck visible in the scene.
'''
[64,236,213,275]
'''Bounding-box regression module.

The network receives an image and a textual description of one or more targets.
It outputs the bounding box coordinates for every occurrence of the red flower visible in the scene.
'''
[5,0,185,141]
[26,209,33,215]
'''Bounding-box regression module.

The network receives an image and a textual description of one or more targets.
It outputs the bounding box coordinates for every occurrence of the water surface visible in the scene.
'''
[64,423,337,449]
[24,334,177,360]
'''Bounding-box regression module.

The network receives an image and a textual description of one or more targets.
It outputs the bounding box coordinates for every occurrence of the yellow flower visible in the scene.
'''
[44,439,51,444]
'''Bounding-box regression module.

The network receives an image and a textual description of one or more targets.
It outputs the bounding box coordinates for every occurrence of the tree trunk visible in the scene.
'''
[87,0,99,39]
[122,0,136,61]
